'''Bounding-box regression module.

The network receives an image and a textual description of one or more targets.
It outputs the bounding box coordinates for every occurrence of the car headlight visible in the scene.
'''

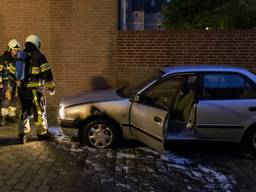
[59,105,65,119]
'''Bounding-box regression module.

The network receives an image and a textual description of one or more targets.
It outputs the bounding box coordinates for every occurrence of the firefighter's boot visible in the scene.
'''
[0,108,8,126]
[19,133,29,144]
[37,130,51,140]
[8,106,17,123]
[0,116,7,126]
[8,116,17,123]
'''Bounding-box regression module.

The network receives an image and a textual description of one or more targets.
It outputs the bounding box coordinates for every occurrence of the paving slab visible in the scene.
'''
[0,123,256,191]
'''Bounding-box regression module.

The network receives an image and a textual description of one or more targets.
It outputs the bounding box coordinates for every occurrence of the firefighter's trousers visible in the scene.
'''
[1,79,17,118]
[18,86,48,136]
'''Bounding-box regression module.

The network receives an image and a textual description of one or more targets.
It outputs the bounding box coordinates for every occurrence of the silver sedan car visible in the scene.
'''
[58,65,256,155]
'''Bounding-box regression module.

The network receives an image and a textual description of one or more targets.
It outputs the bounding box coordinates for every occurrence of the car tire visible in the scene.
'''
[245,128,256,156]
[80,118,118,148]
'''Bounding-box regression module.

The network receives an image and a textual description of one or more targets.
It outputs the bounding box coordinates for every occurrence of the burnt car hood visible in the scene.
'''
[60,89,124,107]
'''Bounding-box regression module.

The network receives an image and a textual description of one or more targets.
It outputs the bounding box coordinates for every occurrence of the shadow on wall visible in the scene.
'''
[90,76,111,91]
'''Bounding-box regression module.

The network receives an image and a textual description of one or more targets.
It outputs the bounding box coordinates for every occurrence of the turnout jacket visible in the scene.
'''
[22,45,55,89]
[0,51,16,88]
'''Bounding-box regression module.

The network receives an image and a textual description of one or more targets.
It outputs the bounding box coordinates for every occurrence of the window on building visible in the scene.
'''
[119,0,169,30]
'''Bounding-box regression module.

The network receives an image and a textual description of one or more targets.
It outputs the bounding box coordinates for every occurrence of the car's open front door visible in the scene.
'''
[129,75,186,152]
[130,103,168,152]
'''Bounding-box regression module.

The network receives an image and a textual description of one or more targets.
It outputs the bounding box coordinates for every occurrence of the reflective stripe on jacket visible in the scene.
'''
[22,50,54,88]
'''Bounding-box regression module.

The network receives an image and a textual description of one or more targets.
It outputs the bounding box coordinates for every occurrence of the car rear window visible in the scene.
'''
[203,73,256,100]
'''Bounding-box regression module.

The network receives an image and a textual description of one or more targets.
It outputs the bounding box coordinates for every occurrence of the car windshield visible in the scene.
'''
[117,69,164,98]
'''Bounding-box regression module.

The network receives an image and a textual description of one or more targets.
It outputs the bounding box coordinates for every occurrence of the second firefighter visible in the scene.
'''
[19,34,55,144]
[0,39,20,126]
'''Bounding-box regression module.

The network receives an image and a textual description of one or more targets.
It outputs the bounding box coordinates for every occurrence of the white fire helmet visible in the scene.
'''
[25,34,42,49]
[8,39,21,51]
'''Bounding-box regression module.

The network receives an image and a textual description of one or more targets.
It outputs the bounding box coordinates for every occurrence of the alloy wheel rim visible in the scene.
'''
[88,123,113,148]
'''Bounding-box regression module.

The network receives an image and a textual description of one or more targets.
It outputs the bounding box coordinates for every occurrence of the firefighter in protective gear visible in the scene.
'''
[0,39,21,126]
[19,34,55,144]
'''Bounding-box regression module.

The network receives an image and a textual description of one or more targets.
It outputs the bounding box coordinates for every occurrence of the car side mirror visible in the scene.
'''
[130,94,140,102]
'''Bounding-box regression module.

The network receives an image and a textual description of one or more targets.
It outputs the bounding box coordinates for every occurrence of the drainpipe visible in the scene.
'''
[122,0,127,30]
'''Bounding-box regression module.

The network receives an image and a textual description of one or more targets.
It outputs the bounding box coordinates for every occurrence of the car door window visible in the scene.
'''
[140,76,184,110]
[203,73,256,100]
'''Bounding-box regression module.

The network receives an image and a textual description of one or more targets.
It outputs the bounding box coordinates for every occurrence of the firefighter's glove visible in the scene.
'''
[16,81,21,87]
[5,87,12,100]
[48,88,55,96]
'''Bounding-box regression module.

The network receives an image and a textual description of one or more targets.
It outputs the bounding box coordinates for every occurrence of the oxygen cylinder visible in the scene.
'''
[15,50,26,80]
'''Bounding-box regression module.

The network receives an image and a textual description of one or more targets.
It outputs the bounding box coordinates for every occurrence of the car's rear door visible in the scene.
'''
[129,75,184,151]
[196,72,256,140]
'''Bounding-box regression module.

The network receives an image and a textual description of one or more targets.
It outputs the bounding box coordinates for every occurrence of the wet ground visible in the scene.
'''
[0,123,256,192]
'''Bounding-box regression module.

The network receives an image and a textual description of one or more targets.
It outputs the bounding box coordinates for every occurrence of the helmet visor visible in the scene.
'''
[13,44,21,49]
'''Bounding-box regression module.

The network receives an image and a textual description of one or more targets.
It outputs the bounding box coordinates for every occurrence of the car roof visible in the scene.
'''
[161,65,256,83]
[162,65,248,73]
[162,65,250,74]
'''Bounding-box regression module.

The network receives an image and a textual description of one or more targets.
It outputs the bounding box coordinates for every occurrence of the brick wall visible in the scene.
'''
[115,30,256,87]
[0,0,118,106]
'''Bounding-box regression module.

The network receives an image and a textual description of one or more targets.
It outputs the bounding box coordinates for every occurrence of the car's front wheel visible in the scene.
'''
[80,118,118,148]
[245,128,256,156]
